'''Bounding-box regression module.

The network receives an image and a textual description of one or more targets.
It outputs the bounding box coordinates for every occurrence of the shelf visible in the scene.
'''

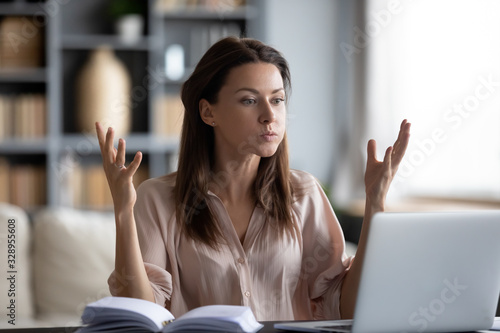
[157,6,255,20]
[0,3,46,16]
[61,35,150,51]
[0,137,48,153]
[0,68,47,82]
[0,0,248,208]
[60,133,179,154]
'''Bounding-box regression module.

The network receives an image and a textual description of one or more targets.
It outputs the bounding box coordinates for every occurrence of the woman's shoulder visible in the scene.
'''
[289,170,336,229]
[138,171,176,188]
[136,172,177,202]
[290,169,320,189]
[134,173,179,232]
[290,169,328,206]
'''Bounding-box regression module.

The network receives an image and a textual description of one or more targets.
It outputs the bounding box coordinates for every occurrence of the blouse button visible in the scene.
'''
[237,257,245,264]
[244,291,251,297]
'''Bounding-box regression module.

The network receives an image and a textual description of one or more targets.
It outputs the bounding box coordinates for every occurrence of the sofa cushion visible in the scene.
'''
[0,203,34,328]
[32,208,115,326]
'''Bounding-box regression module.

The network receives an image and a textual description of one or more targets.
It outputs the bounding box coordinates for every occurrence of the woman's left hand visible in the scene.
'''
[364,119,411,211]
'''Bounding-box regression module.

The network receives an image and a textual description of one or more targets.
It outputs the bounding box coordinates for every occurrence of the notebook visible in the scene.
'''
[275,210,500,333]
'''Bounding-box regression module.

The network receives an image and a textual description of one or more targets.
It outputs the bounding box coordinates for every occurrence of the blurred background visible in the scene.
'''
[1,0,499,217]
[0,0,499,326]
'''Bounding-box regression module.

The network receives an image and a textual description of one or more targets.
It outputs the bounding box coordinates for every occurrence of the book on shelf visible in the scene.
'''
[78,296,263,333]
[0,93,46,140]
[0,158,10,203]
[189,23,241,68]
[10,164,46,208]
[0,95,13,139]
[156,0,246,13]
[0,158,46,208]
[153,94,184,137]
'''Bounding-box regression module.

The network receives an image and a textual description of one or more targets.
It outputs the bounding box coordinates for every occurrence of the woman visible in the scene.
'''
[96,37,411,321]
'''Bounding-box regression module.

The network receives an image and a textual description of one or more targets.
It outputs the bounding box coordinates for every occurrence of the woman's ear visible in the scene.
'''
[199,98,215,126]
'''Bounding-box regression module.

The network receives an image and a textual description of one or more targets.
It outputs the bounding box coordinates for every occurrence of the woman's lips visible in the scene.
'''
[260,131,278,142]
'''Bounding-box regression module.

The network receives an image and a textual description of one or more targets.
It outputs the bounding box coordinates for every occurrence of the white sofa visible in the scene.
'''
[0,203,115,328]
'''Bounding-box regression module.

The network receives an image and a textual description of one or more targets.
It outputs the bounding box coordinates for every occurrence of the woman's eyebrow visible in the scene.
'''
[235,87,285,94]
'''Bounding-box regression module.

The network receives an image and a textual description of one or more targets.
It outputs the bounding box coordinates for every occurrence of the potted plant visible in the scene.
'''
[108,0,146,45]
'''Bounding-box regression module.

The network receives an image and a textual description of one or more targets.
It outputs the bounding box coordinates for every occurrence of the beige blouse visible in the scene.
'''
[108,169,353,321]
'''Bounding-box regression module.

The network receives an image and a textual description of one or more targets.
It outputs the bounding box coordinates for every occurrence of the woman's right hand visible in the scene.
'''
[96,122,142,212]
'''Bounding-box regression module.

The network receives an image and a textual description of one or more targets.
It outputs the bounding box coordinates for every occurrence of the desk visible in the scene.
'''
[2,322,495,332]
[1,321,280,332]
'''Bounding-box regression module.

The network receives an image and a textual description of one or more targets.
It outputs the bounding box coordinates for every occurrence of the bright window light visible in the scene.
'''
[365,0,500,200]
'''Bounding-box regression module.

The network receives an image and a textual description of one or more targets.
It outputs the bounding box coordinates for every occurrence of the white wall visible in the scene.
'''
[248,0,337,185]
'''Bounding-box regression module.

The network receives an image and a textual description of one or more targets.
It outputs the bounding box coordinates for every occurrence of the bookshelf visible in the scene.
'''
[0,0,251,210]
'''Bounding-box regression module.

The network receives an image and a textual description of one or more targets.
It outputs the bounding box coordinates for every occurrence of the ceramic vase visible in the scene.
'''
[75,46,131,136]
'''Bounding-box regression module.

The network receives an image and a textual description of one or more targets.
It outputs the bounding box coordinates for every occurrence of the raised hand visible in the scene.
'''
[340,120,411,318]
[364,119,411,211]
[95,122,142,212]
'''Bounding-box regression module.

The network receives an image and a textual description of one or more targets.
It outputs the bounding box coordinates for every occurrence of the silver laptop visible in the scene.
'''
[275,211,500,333]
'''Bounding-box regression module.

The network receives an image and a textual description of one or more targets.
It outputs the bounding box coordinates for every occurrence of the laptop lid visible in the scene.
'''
[352,210,500,333]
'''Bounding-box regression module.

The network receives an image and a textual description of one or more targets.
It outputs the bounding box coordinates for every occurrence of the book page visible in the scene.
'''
[82,296,174,331]
[163,305,263,333]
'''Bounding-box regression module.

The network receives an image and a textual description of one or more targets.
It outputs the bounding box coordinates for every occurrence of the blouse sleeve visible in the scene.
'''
[295,172,354,320]
[108,178,174,308]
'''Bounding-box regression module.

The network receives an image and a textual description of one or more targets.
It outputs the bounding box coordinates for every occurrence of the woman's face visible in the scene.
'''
[202,62,286,159]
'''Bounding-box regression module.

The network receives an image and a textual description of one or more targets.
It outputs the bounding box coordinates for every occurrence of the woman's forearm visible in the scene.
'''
[339,199,383,319]
[113,206,155,302]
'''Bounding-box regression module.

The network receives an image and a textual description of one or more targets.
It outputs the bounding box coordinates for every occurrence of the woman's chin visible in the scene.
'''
[238,142,280,158]
[257,147,279,158]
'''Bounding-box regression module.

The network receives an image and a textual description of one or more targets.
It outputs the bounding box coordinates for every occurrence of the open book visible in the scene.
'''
[78,296,264,333]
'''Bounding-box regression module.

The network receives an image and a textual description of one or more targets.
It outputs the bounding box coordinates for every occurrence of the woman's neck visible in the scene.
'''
[210,153,260,205]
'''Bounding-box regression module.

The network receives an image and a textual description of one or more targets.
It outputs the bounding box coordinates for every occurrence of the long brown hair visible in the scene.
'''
[175,36,294,248]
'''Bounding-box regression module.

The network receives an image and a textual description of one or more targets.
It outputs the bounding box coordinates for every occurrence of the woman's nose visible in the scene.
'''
[259,102,276,124]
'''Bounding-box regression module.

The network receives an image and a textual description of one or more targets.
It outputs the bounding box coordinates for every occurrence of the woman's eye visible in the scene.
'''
[272,98,285,105]
[242,99,256,105]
